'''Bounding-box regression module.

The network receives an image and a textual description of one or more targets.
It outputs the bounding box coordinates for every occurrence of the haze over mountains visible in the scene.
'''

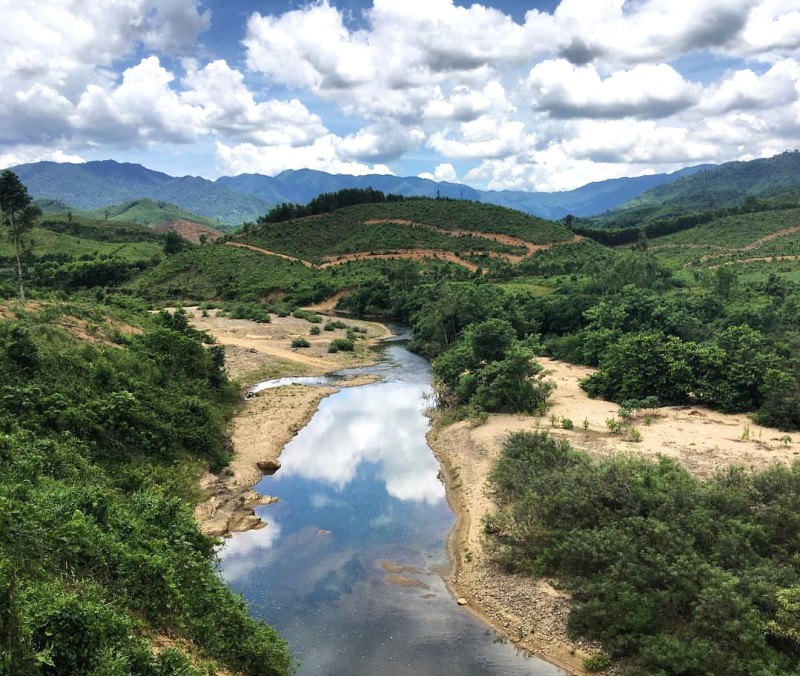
[13,159,710,226]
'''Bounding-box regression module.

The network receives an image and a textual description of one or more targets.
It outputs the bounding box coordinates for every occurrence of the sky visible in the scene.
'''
[1,0,800,192]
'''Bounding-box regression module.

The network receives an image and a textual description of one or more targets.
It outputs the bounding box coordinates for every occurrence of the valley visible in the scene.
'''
[3,153,800,674]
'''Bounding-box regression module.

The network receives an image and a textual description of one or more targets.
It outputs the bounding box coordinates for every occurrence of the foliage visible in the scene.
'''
[0,304,292,674]
[432,317,553,414]
[487,431,800,674]
[0,171,41,301]
[328,337,354,352]
[259,187,404,223]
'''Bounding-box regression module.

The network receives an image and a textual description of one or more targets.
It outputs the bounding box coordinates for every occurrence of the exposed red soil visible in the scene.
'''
[319,249,481,272]
[228,219,582,274]
[155,220,225,244]
[224,241,316,268]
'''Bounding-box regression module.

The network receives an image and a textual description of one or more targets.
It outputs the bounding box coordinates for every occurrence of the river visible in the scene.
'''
[219,337,565,676]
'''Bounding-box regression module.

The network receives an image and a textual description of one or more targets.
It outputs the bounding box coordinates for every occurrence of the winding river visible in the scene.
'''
[219,337,564,675]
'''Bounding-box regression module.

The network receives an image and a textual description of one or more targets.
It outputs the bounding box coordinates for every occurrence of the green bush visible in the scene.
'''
[324,319,347,331]
[328,337,355,352]
[291,337,310,348]
[486,431,800,675]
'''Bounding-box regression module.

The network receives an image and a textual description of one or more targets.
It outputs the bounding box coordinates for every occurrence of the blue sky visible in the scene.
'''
[2,1,800,191]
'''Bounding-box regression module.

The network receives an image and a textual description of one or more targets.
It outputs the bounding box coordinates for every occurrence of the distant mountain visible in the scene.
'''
[217,166,708,220]
[14,158,715,225]
[591,151,800,227]
[13,160,270,225]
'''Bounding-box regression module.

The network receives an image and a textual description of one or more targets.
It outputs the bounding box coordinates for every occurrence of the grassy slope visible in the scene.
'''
[0,223,163,262]
[85,199,222,228]
[649,207,800,270]
[240,199,571,263]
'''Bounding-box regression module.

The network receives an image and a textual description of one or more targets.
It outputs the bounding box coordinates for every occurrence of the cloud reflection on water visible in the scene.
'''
[276,381,445,505]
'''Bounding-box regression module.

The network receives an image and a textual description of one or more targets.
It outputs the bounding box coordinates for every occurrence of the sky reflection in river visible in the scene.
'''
[219,344,564,676]
[277,380,444,504]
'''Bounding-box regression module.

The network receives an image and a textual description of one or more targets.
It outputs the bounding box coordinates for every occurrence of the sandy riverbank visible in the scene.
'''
[187,308,391,537]
[428,356,798,675]
[189,307,799,674]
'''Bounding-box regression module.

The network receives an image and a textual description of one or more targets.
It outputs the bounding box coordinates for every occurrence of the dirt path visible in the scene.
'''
[225,241,316,268]
[428,356,798,675]
[228,221,582,273]
[319,249,481,272]
[190,309,391,537]
[693,223,800,265]
[709,255,800,269]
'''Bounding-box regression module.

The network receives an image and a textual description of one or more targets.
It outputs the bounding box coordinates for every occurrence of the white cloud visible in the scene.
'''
[423,80,514,122]
[338,122,425,163]
[428,117,527,160]
[696,58,800,115]
[526,60,700,119]
[72,57,206,144]
[418,163,458,182]
[215,139,394,177]
[3,0,800,190]
[181,59,328,146]
[0,147,85,169]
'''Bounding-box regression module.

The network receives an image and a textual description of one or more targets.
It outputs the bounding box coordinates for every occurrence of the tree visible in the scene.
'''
[0,170,40,301]
[163,230,185,255]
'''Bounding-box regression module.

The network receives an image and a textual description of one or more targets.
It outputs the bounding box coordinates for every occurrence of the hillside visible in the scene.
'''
[589,151,800,227]
[237,199,573,265]
[154,220,225,244]
[85,198,221,228]
[12,160,270,225]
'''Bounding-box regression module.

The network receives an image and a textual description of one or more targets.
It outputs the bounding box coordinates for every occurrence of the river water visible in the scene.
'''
[219,339,564,676]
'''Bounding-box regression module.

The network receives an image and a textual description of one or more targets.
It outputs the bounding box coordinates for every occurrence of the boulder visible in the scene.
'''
[257,458,282,474]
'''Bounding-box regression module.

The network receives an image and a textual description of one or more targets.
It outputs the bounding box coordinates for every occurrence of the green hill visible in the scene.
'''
[85,198,222,228]
[240,198,572,263]
[586,151,800,228]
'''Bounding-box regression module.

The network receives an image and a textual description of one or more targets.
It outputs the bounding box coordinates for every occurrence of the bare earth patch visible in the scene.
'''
[428,356,798,675]
[188,309,390,537]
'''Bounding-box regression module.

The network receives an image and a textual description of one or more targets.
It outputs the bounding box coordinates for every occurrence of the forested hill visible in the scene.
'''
[588,151,800,228]
[13,160,270,225]
[238,198,573,265]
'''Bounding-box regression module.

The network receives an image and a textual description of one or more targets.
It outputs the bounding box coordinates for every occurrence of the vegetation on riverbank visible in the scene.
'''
[487,431,800,675]
[0,302,292,674]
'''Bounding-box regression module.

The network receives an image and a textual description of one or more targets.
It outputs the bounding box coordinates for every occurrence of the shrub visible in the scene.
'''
[583,651,612,672]
[309,326,321,335]
[328,338,354,353]
[291,337,310,348]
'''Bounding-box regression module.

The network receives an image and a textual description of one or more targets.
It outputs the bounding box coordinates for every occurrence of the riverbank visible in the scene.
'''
[427,356,799,675]
[187,308,391,537]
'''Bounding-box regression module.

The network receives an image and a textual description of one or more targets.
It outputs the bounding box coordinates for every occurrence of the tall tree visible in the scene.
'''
[0,170,40,301]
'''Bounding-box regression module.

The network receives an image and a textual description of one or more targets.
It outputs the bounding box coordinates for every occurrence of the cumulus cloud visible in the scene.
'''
[526,61,700,119]
[181,59,328,146]
[3,0,800,188]
[418,163,458,182]
[428,117,527,160]
[215,139,394,177]
[338,122,425,163]
[0,147,85,169]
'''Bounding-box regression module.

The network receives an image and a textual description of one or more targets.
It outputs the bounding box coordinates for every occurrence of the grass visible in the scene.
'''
[239,199,571,264]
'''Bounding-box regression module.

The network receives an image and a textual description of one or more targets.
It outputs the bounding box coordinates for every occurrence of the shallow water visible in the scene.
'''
[220,343,564,676]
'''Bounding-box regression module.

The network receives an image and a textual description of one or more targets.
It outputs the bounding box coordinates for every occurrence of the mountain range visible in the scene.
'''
[12,159,710,226]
